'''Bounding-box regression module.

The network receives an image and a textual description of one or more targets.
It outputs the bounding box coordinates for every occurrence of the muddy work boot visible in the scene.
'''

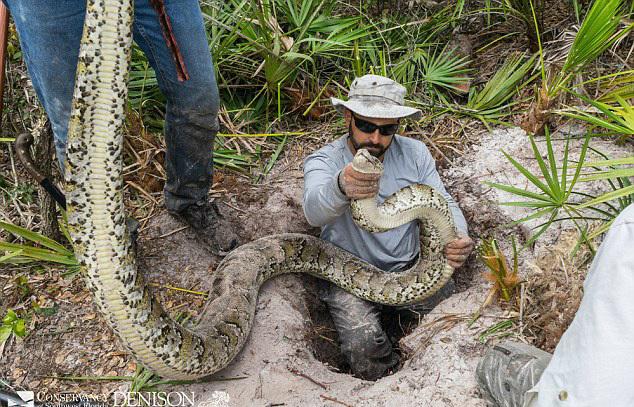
[173,201,240,255]
[341,324,400,381]
[476,341,552,407]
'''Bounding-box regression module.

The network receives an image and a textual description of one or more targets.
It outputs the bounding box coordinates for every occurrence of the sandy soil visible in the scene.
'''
[179,127,633,407]
[2,126,631,406]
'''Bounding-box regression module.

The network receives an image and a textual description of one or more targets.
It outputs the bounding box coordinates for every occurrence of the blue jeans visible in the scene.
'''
[3,0,220,212]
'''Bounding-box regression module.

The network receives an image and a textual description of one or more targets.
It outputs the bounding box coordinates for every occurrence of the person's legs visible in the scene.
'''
[4,2,144,244]
[132,0,218,213]
[132,0,238,251]
[321,284,400,380]
[321,277,456,381]
[2,0,85,168]
[7,0,218,196]
[6,0,236,251]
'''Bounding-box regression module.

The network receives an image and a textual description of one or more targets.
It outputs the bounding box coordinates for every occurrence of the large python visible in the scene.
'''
[64,0,457,380]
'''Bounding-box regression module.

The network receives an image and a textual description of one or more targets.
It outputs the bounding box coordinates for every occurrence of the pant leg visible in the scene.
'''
[2,0,85,168]
[320,283,400,381]
[5,0,218,210]
[132,0,220,213]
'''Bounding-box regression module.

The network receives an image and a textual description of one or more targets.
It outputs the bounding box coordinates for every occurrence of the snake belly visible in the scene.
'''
[64,0,457,380]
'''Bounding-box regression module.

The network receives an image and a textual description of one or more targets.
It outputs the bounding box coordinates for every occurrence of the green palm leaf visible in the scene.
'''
[467,52,537,112]
[562,0,631,74]
[421,46,471,93]
[0,221,78,266]
[560,91,634,135]
[487,131,591,244]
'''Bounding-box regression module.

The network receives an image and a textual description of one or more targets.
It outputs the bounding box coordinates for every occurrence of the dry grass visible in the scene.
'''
[408,115,480,167]
[520,229,594,352]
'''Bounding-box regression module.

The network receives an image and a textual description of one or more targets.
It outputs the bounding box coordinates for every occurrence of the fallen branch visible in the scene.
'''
[287,367,327,390]
[319,394,354,407]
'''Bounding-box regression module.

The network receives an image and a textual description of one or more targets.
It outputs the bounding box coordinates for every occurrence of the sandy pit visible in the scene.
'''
[4,126,631,406]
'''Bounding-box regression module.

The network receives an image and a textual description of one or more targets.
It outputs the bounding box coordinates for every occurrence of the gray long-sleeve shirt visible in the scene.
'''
[303,134,468,272]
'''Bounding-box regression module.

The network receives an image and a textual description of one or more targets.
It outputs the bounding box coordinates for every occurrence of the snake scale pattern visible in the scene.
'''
[64,0,457,380]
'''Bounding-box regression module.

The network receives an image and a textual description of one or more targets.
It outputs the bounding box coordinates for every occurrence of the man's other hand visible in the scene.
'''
[338,163,381,199]
[445,234,474,269]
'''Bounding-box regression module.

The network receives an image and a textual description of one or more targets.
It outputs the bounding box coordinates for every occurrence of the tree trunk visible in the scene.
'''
[521,85,553,136]
[34,120,62,242]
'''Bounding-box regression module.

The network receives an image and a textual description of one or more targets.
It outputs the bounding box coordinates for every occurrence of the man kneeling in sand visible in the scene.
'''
[302,75,474,380]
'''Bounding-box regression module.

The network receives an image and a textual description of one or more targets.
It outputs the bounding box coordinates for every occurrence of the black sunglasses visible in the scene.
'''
[352,113,400,136]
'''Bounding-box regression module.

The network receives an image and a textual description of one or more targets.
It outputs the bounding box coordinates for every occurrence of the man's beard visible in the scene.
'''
[348,123,389,157]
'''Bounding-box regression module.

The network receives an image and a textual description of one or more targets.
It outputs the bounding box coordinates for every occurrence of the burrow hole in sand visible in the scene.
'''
[301,275,430,377]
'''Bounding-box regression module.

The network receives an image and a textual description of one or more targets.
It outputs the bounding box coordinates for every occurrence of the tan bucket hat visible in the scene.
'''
[331,74,422,120]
